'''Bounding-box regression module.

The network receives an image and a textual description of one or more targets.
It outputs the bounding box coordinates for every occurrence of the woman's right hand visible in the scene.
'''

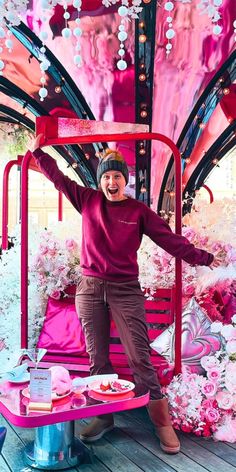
[31,133,44,153]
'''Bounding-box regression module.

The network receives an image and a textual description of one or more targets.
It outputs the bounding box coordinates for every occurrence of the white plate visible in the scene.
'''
[21,387,72,401]
[90,379,135,396]
[9,373,30,384]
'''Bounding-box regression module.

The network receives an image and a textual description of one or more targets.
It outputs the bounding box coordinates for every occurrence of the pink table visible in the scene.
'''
[0,378,149,470]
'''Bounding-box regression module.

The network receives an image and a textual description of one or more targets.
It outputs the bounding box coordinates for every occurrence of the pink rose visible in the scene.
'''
[201,381,217,397]
[202,399,214,409]
[216,391,234,410]
[205,407,220,423]
[183,284,195,296]
[39,245,48,255]
[65,239,78,251]
[50,290,61,300]
[207,367,221,383]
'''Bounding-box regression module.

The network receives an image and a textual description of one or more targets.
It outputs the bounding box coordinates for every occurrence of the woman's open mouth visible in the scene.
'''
[108,188,118,195]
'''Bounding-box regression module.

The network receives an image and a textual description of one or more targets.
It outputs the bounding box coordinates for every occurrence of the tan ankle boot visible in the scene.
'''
[148,398,180,454]
[79,414,114,442]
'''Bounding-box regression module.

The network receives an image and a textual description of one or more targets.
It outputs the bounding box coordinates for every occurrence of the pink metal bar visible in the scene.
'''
[21,151,33,349]
[58,191,63,221]
[2,156,23,250]
[203,184,214,203]
[34,126,183,374]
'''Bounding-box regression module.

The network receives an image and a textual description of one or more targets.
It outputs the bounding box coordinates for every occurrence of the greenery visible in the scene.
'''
[0,123,33,158]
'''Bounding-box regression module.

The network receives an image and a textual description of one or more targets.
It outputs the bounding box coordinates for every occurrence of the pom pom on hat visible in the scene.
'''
[97,148,129,184]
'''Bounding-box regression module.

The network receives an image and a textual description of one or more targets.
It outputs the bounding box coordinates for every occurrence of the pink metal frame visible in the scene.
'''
[1,155,63,253]
[21,129,182,374]
[203,184,214,203]
[1,155,23,250]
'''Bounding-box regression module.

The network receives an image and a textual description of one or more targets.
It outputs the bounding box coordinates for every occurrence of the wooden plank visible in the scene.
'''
[75,422,145,472]
[189,435,236,467]
[179,434,236,472]
[88,439,146,472]
[0,416,35,472]
[115,410,210,472]
[107,427,176,472]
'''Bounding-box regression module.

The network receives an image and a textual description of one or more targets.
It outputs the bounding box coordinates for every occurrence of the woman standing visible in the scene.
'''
[33,142,216,454]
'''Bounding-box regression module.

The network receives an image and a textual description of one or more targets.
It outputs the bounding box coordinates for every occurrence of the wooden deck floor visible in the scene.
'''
[1,407,236,472]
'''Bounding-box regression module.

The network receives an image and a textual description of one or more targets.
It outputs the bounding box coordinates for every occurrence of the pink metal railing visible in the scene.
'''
[20,121,182,373]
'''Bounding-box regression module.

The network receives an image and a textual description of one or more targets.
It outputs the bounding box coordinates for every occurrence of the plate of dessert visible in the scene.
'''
[21,387,71,401]
[90,379,135,395]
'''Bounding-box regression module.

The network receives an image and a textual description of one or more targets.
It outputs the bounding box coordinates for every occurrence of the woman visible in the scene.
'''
[33,141,216,454]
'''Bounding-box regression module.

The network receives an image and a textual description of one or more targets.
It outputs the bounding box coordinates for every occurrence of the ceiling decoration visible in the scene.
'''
[158,49,236,213]
[0,1,234,100]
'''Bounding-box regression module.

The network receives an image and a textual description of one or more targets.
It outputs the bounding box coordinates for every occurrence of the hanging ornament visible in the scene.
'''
[102,1,143,71]
[72,0,83,68]
[196,0,223,36]
[0,0,28,75]
[233,19,236,42]
[117,5,129,71]
[164,1,175,57]
[38,2,53,101]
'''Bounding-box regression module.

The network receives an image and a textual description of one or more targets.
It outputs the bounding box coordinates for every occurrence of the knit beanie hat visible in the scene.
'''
[97,149,129,185]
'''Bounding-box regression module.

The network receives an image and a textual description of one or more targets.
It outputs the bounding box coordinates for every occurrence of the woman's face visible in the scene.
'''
[100,170,127,201]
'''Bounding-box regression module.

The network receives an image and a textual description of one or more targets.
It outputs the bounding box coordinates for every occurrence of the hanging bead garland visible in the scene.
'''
[102,1,142,71]
[164,1,175,57]
[0,0,28,75]
[72,0,83,68]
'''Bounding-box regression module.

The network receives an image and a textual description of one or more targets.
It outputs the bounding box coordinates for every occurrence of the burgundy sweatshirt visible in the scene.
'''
[33,150,214,282]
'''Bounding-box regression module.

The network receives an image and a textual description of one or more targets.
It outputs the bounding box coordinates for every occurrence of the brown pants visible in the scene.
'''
[75,275,162,399]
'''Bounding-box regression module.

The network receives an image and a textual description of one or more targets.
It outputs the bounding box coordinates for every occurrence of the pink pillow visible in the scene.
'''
[37,291,86,355]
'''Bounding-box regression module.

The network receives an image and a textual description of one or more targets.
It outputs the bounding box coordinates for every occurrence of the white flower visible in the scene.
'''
[231,314,236,324]
[211,321,223,333]
[221,325,236,341]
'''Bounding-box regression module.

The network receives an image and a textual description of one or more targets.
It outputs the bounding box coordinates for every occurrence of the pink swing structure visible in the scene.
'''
[16,117,183,379]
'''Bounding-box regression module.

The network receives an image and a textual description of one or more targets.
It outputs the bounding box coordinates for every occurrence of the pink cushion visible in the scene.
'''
[37,289,86,354]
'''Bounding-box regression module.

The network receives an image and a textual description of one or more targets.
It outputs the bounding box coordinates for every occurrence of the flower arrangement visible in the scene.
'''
[164,315,236,441]
[30,231,81,299]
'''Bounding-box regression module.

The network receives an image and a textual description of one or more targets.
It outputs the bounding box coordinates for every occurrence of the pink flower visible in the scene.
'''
[48,248,57,257]
[50,290,61,300]
[183,284,195,296]
[207,367,221,383]
[216,391,234,410]
[182,227,196,242]
[39,245,48,255]
[65,239,78,251]
[214,416,236,443]
[205,407,220,423]
[201,381,217,397]
[202,399,214,409]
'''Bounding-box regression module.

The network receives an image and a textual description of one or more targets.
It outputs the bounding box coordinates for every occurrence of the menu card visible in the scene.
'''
[29,368,52,403]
